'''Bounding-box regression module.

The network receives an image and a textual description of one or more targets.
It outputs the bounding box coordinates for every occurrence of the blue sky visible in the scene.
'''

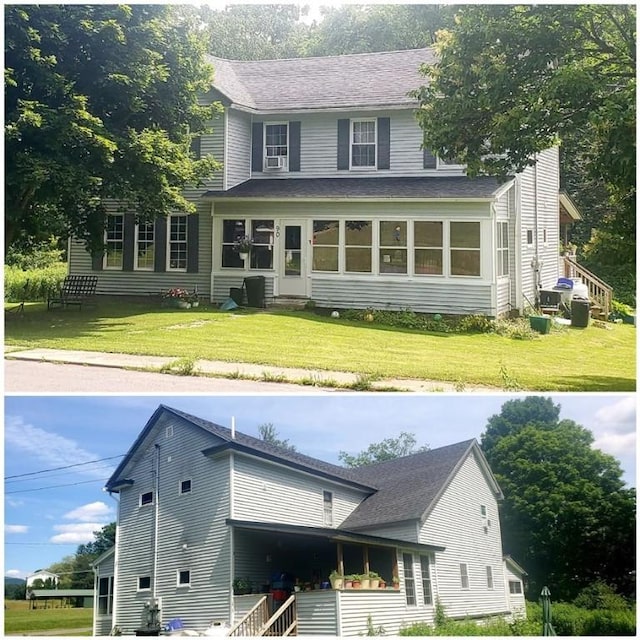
[4,393,635,579]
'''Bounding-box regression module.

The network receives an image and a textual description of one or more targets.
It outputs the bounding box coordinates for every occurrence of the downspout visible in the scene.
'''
[210,203,215,303]
[229,417,236,626]
[532,154,541,305]
[107,490,120,631]
[153,444,161,599]
[490,203,498,317]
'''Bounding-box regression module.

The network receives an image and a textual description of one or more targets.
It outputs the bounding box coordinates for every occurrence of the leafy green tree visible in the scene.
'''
[5,4,221,252]
[5,581,27,600]
[339,432,428,467]
[413,5,636,271]
[258,423,296,452]
[481,397,636,600]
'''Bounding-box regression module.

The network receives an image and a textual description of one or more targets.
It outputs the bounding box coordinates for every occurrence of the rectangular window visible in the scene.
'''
[140,491,153,507]
[138,576,151,591]
[168,215,187,271]
[135,222,155,271]
[97,576,114,615]
[323,490,333,526]
[312,220,339,272]
[509,580,523,594]
[345,221,372,273]
[486,566,494,589]
[177,570,191,587]
[497,222,509,277]
[460,563,469,590]
[379,221,407,274]
[104,215,124,269]
[250,219,274,270]
[526,229,534,245]
[450,222,481,276]
[180,479,192,494]
[351,120,376,168]
[403,553,416,606]
[420,555,432,605]
[480,505,487,517]
[166,425,174,438]
[264,123,288,169]
[414,221,443,275]
[222,219,246,268]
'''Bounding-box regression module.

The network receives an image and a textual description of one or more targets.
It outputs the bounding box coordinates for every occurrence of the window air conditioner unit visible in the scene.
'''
[265,156,284,170]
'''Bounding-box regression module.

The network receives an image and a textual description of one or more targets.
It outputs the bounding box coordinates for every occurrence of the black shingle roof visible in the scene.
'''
[209,48,436,111]
[341,440,479,530]
[203,177,504,200]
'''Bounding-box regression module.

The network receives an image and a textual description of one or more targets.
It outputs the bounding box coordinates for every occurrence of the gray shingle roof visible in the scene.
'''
[340,440,479,530]
[208,48,436,111]
[204,176,504,200]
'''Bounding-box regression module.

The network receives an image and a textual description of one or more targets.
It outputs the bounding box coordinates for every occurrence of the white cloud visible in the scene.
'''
[50,523,107,545]
[63,501,113,523]
[4,415,116,479]
[6,499,24,508]
[5,525,29,534]
[592,396,637,456]
[6,569,26,579]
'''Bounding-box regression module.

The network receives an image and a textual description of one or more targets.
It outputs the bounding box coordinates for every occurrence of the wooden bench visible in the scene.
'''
[47,275,98,310]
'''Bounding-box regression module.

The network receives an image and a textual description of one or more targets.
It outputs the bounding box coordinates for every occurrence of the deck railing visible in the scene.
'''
[562,255,613,318]
[227,595,270,636]
[262,594,297,636]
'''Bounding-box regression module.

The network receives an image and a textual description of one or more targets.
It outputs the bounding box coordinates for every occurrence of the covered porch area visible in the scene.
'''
[228,519,443,636]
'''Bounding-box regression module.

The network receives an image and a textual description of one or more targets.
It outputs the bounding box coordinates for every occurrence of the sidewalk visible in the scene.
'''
[5,347,494,392]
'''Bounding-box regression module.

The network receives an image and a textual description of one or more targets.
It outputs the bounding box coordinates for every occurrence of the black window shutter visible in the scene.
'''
[186,215,199,273]
[91,250,104,271]
[154,216,167,273]
[377,117,390,170]
[251,122,263,172]
[190,136,201,159]
[123,213,136,271]
[337,119,350,170]
[289,121,301,172]
[423,148,437,169]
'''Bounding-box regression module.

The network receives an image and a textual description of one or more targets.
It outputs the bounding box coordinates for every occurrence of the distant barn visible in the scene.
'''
[28,589,94,609]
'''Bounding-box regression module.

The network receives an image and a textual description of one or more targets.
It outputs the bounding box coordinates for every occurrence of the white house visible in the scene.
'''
[67,47,574,317]
[26,569,59,591]
[93,405,527,636]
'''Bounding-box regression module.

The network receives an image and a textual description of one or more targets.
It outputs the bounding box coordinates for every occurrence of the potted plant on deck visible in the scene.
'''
[164,288,191,309]
[392,575,400,589]
[368,571,380,589]
[233,236,253,260]
[232,577,252,595]
[329,570,344,590]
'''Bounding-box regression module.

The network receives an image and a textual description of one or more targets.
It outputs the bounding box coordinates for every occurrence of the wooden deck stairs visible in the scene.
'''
[562,255,613,320]
[228,595,297,637]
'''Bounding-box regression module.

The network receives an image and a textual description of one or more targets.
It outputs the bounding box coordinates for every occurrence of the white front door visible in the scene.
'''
[279,220,307,297]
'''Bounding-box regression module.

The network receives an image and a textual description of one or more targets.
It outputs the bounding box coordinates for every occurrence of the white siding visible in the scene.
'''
[113,414,232,634]
[94,553,115,636]
[355,521,418,543]
[227,110,251,188]
[233,455,366,527]
[419,451,508,619]
[504,562,527,619]
[296,591,339,635]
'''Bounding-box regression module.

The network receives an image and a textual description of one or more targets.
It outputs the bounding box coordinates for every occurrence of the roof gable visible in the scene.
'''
[209,48,436,112]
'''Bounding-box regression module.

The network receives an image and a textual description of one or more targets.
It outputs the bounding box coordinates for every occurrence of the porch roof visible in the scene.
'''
[203,176,505,201]
[227,519,445,553]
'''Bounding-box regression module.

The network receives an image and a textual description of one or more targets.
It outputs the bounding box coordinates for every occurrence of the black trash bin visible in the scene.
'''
[229,287,245,306]
[571,297,590,328]
[244,276,265,308]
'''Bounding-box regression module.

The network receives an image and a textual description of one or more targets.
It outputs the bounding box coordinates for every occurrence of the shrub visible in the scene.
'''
[5,238,65,270]
[4,264,68,302]
[455,314,495,333]
[573,581,629,611]
[493,317,539,340]
[551,601,636,636]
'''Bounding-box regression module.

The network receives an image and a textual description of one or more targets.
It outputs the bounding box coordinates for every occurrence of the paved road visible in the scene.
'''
[5,360,334,393]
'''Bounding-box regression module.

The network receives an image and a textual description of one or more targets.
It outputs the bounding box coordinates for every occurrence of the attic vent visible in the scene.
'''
[265,156,284,170]
[166,426,174,438]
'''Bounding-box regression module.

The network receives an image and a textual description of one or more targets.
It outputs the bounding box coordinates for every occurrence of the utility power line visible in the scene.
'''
[6,479,105,494]
[4,455,124,480]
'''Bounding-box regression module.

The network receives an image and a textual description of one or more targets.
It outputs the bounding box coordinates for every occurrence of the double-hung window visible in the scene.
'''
[403,553,416,606]
[345,221,372,273]
[497,221,509,277]
[264,123,288,169]
[351,120,376,168]
[312,220,339,272]
[168,215,188,271]
[379,221,407,274]
[460,563,469,590]
[486,566,494,589]
[323,490,333,526]
[104,215,124,269]
[450,222,481,277]
[250,220,274,269]
[420,555,433,605]
[414,221,443,275]
[135,222,155,270]
[97,576,114,615]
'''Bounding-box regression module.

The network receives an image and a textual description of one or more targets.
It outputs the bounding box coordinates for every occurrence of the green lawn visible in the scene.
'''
[4,301,636,391]
[4,600,93,635]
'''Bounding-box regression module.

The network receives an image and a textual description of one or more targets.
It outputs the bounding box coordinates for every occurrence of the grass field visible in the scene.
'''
[4,301,636,391]
[4,600,93,635]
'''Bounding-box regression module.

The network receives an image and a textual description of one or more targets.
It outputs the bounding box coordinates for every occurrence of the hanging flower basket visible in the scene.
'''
[233,236,254,257]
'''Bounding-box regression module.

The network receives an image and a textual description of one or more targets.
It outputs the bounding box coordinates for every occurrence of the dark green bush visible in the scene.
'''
[574,581,629,611]
[5,238,65,270]
[551,601,636,636]
[4,264,68,302]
